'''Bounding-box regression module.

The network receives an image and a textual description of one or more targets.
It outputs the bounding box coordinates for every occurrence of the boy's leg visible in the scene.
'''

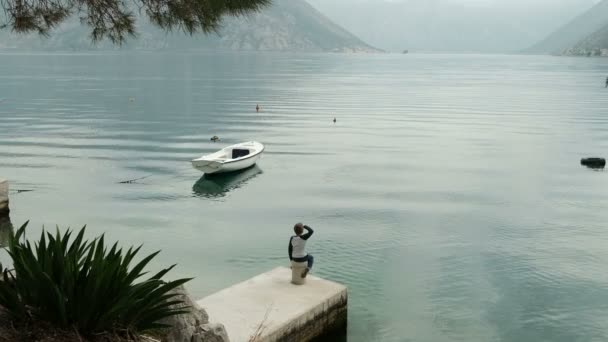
[301,254,313,278]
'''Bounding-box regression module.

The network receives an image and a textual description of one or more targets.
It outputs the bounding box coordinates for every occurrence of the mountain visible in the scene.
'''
[525,0,608,54]
[562,24,608,57]
[0,0,379,52]
[307,0,596,53]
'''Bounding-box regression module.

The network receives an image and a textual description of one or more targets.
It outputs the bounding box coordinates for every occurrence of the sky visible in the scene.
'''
[342,0,600,4]
[307,0,603,52]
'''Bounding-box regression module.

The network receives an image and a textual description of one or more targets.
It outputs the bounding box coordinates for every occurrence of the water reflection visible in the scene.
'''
[192,166,263,198]
[0,215,13,248]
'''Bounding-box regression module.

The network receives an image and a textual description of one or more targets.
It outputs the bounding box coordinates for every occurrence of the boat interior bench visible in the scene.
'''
[232,148,250,159]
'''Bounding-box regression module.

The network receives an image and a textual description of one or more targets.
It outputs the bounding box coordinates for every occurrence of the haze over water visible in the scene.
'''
[1,52,608,341]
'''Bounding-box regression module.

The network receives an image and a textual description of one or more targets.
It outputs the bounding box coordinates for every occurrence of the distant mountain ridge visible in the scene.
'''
[525,0,608,54]
[308,0,597,53]
[0,0,380,53]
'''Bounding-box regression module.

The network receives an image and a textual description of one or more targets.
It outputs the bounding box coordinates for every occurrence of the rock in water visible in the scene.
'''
[580,157,606,169]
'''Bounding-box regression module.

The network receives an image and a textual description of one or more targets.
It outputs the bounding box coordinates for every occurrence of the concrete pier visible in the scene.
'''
[0,179,8,216]
[197,267,347,342]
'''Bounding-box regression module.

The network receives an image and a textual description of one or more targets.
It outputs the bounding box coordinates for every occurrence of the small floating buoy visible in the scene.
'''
[333,118,336,123]
[211,136,220,142]
[256,104,260,113]
[581,157,605,169]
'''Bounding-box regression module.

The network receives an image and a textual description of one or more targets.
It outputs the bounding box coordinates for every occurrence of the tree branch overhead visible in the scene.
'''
[0,0,271,44]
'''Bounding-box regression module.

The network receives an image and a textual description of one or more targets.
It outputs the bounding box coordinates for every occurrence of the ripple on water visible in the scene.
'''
[1,53,608,342]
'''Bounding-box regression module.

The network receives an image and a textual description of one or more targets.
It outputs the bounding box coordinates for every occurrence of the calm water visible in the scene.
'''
[1,52,608,342]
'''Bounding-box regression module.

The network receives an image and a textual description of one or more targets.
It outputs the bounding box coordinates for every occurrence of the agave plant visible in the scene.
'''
[0,221,192,335]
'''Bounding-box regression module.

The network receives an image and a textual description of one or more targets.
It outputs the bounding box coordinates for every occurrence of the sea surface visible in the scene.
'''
[1,52,608,342]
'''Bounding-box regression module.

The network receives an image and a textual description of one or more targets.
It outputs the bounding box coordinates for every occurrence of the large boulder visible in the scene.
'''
[192,323,230,342]
[160,285,215,342]
[0,179,8,216]
[0,215,13,248]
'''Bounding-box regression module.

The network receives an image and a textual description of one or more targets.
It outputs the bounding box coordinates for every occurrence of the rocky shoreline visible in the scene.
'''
[160,286,229,342]
[561,47,608,57]
[0,286,229,342]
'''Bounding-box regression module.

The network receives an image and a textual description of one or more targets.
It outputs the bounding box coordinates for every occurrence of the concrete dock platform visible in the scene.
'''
[0,179,8,216]
[197,267,347,342]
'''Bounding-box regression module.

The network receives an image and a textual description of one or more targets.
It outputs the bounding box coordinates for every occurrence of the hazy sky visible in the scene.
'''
[332,0,600,4]
[307,0,603,52]
[309,0,601,9]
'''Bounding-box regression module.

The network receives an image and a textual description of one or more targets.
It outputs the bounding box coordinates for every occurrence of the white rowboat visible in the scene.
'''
[191,141,264,174]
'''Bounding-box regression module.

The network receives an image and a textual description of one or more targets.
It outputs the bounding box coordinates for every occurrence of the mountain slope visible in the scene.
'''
[563,24,608,57]
[526,0,608,54]
[211,0,379,52]
[0,0,379,52]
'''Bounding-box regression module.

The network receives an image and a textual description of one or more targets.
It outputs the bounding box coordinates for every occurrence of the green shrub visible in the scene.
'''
[0,221,192,336]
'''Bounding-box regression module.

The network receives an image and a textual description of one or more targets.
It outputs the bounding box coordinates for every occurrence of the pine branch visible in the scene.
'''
[0,0,272,44]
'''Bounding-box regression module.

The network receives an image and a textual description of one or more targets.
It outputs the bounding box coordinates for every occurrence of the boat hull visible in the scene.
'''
[191,152,262,174]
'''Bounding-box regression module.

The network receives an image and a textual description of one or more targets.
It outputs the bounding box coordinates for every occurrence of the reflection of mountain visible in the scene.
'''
[192,166,262,198]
